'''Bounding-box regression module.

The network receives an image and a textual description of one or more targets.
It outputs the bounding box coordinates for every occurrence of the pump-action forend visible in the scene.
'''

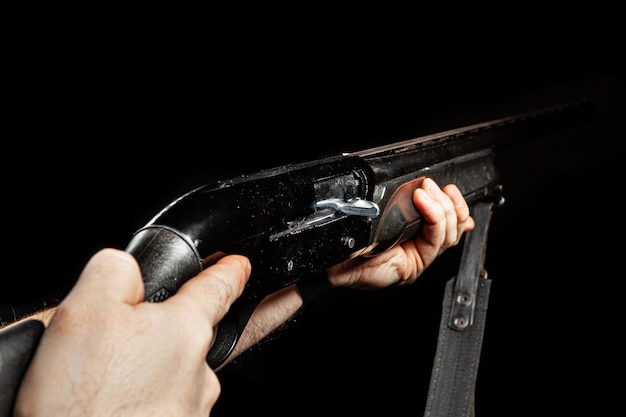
[123,98,595,367]
[0,99,596,417]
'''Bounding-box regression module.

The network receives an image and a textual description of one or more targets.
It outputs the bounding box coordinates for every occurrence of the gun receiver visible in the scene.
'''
[124,98,595,367]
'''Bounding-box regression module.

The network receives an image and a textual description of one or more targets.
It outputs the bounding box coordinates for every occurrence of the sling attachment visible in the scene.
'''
[424,195,503,417]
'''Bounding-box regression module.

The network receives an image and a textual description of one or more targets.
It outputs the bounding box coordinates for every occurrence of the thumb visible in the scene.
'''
[168,254,251,329]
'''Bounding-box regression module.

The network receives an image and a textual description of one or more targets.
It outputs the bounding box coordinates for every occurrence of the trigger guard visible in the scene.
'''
[207,300,261,369]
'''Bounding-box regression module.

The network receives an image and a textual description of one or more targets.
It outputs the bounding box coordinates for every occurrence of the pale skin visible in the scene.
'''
[8,177,473,417]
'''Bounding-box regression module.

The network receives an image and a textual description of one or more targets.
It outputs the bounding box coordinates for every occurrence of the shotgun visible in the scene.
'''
[0,98,596,416]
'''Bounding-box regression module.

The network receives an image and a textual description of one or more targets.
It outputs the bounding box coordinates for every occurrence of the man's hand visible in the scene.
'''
[14,248,250,417]
[328,177,474,289]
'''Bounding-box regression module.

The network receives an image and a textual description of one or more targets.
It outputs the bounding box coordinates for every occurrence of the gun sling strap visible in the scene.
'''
[424,198,499,417]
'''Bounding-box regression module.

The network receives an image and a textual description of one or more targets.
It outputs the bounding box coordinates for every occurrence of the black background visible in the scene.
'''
[2,17,624,417]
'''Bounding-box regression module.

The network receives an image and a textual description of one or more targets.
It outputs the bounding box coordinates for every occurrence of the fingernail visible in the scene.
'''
[416,187,432,201]
[424,178,442,196]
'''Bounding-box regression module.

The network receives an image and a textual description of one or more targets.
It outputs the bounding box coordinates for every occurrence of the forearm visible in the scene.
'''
[215,284,304,370]
[1,306,57,330]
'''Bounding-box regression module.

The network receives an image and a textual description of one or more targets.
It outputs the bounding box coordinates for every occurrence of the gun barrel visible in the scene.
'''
[349,98,595,256]
[352,98,596,184]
